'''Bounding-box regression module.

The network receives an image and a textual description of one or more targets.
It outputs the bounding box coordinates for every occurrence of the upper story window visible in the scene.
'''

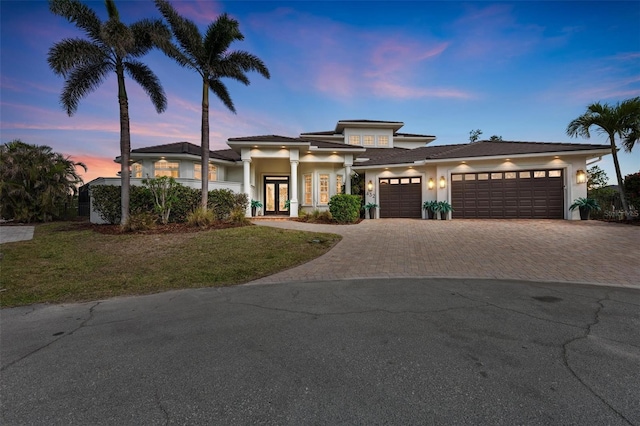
[154,160,179,178]
[363,135,374,146]
[194,163,217,181]
[131,163,142,178]
[348,135,361,145]
[377,135,389,146]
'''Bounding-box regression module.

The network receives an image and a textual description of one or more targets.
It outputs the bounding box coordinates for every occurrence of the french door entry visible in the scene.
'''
[264,177,289,215]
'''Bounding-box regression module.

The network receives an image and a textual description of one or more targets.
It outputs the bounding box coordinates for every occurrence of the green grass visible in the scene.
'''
[0,223,341,307]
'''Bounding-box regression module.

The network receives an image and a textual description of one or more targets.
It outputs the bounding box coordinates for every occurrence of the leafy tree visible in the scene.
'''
[48,0,169,226]
[567,97,640,218]
[624,172,640,211]
[469,129,482,143]
[0,140,86,222]
[587,165,608,191]
[155,0,270,209]
[142,176,180,224]
[489,135,503,141]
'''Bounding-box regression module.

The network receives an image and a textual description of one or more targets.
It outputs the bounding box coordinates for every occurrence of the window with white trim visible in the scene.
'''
[303,174,312,205]
[349,135,361,145]
[154,160,179,177]
[131,163,142,178]
[363,135,374,146]
[377,135,389,146]
[319,174,329,204]
[194,163,217,181]
[336,175,343,194]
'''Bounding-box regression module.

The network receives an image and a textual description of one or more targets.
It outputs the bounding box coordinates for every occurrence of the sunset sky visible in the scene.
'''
[1,1,639,184]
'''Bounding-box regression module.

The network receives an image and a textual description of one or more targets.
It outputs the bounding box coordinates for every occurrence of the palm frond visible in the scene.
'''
[104,0,120,21]
[124,60,167,113]
[208,78,235,113]
[48,38,109,77]
[224,51,270,79]
[155,0,204,63]
[60,61,113,115]
[49,0,103,44]
[204,14,243,58]
[129,19,171,58]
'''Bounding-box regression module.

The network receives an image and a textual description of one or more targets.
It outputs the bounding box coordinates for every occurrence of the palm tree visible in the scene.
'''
[48,0,169,226]
[155,0,270,209]
[1,140,86,222]
[567,97,640,219]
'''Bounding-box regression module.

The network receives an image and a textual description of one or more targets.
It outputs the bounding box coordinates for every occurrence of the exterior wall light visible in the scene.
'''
[576,169,586,184]
[439,176,446,189]
[367,180,374,191]
[428,178,435,190]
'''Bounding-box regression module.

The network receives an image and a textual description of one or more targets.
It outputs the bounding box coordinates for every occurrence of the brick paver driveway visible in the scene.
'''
[251,219,639,288]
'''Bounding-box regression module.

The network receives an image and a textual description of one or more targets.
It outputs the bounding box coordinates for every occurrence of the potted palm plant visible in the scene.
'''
[364,203,378,219]
[251,199,262,217]
[569,197,600,220]
[422,201,437,219]
[436,201,454,220]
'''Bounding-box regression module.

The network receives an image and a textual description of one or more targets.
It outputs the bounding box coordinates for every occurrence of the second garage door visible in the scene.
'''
[379,177,422,218]
[451,169,564,219]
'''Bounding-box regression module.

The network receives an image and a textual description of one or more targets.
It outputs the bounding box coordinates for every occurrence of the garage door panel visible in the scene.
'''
[452,170,564,219]
[379,179,421,218]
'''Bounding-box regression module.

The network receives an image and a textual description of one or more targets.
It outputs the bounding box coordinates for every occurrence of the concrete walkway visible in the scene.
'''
[0,226,34,244]
[251,219,640,288]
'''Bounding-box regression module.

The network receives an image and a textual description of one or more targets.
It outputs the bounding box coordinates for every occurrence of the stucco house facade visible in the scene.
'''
[88,119,611,223]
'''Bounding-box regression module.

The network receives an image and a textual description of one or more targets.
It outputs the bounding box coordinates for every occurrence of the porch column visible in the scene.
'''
[243,159,251,216]
[289,150,299,217]
[345,165,352,194]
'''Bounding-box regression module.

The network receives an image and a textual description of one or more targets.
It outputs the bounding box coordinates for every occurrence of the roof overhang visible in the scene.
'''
[116,152,237,165]
[335,120,404,133]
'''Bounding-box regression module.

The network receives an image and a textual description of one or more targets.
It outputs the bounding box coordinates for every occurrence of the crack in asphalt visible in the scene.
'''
[0,302,100,372]
[561,296,635,425]
[155,391,170,425]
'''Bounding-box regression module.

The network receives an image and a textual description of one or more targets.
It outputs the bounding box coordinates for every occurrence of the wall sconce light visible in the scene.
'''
[576,169,586,184]
[428,178,435,190]
[439,176,446,189]
[367,180,373,191]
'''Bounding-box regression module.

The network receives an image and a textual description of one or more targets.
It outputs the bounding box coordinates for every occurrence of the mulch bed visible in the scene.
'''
[60,221,248,235]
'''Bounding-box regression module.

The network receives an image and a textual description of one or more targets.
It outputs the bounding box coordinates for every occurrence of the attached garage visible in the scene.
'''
[451,169,564,219]
[379,177,422,218]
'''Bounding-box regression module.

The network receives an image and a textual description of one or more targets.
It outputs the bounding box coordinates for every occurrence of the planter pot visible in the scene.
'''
[251,207,257,217]
[368,210,376,219]
[579,206,590,220]
[440,211,448,220]
[426,210,434,220]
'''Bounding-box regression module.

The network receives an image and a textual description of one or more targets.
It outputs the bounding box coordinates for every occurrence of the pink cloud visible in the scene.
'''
[372,81,472,100]
[173,0,223,25]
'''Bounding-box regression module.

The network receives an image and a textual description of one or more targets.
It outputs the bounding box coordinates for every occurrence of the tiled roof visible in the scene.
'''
[356,141,610,166]
[338,119,403,124]
[300,130,337,136]
[228,135,365,151]
[394,132,436,138]
[131,142,240,161]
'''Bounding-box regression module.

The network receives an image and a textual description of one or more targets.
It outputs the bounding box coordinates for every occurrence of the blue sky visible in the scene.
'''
[1,1,639,183]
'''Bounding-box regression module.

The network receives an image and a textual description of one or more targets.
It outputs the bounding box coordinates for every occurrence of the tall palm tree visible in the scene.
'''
[48,0,169,226]
[155,0,270,209]
[567,97,640,218]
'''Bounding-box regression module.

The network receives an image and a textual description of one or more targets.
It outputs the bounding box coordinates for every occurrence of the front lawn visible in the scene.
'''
[0,222,341,307]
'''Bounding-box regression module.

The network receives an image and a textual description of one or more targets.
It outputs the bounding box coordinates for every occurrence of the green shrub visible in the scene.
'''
[328,194,361,223]
[90,185,154,224]
[123,211,157,232]
[142,176,180,224]
[170,186,201,223]
[228,206,250,225]
[186,206,215,227]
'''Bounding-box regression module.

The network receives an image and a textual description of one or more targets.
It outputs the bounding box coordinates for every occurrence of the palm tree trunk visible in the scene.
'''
[609,133,630,219]
[201,78,209,209]
[117,61,131,226]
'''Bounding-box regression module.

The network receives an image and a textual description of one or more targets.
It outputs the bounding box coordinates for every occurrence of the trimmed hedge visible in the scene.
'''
[328,194,361,223]
[90,184,248,224]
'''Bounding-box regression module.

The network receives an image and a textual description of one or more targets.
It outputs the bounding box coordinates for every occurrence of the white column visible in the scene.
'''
[290,160,299,217]
[345,165,352,194]
[243,159,251,216]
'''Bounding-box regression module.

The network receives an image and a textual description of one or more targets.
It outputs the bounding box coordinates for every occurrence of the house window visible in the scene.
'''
[154,160,179,177]
[534,171,546,178]
[336,175,343,194]
[304,174,312,205]
[549,170,562,177]
[363,135,374,146]
[319,174,329,204]
[349,135,361,145]
[131,163,142,178]
[194,163,217,181]
[377,136,389,146]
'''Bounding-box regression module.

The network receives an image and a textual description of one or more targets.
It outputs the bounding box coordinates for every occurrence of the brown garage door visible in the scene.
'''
[451,170,564,219]
[379,177,422,218]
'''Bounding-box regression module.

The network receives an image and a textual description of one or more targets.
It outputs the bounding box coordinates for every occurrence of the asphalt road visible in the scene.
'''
[2,278,639,425]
